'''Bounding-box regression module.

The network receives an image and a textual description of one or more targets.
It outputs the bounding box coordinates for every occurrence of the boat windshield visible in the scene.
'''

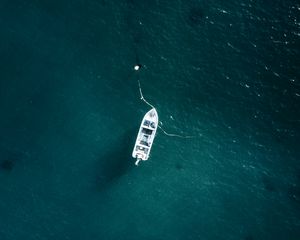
[142,128,153,135]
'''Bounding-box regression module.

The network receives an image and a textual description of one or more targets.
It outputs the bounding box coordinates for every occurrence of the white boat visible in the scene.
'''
[132,108,158,166]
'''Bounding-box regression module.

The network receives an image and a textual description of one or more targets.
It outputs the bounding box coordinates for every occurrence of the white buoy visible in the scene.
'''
[134,65,140,71]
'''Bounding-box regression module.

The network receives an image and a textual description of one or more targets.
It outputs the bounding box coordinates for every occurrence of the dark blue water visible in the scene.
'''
[1,0,300,239]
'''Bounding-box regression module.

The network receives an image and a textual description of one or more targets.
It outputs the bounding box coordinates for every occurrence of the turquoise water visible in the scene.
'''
[0,0,300,239]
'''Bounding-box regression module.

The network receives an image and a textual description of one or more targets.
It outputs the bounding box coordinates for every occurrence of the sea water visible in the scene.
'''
[0,0,299,239]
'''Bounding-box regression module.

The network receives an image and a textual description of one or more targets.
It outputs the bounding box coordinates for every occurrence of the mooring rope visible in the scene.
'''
[157,124,195,138]
[137,78,155,109]
[137,75,195,139]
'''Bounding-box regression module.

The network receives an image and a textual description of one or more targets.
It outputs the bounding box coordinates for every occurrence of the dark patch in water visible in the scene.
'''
[99,0,108,6]
[1,159,14,171]
[0,148,24,172]
[187,7,205,26]
[262,175,276,192]
[244,234,254,240]
[175,163,183,170]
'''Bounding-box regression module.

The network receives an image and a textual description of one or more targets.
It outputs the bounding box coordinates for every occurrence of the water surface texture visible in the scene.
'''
[0,0,300,239]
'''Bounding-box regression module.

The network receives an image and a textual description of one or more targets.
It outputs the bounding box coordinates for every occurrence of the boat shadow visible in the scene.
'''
[95,128,136,191]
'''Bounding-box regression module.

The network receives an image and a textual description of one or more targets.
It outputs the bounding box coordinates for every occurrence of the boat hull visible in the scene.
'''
[132,108,158,165]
